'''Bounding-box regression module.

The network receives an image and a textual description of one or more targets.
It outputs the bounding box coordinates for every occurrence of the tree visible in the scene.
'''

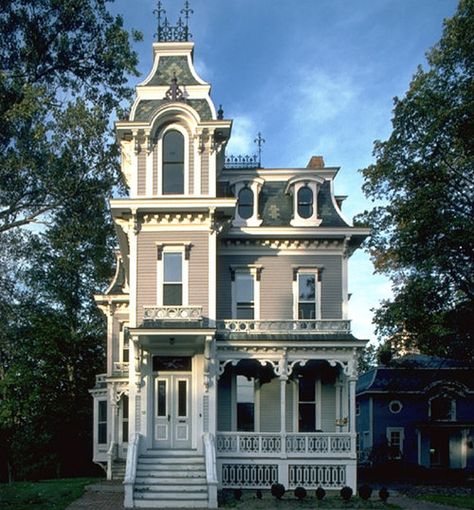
[357,0,474,360]
[0,0,140,480]
[357,343,379,373]
[0,0,140,232]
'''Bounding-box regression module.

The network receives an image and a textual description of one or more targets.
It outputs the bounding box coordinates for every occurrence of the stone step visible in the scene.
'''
[135,483,207,492]
[134,500,208,509]
[135,476,206,484]
[138,456,204,464]
[134,491,207,500]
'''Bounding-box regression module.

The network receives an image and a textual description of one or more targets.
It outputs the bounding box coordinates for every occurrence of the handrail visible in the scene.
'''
[203,433,218,508]
[216,319,351,334]
[124,433,141,508]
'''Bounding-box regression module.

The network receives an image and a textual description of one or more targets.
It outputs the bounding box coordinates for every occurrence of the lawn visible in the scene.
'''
[416,494,474,509]
[219,490,400,509]
[0,477,101,510]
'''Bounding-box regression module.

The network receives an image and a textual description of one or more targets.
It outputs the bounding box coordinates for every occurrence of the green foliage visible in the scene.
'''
[0,0,139,481]
[0,478,100,510]
[357,343,379,373]
[357,0,474,360]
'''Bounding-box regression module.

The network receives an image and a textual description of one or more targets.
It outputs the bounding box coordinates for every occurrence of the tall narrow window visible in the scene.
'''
[298,273,316,319]
[163,130,184,194]
[163,252,183,305]
[98,400,107,444]
[236,376,255,431]
[238,186,254,220]
[122,333,129,363]
[386,427,404,458]
[235,273,254,319]
[298,378,317,432]
[122,396,129,443]
[297,185,313,219]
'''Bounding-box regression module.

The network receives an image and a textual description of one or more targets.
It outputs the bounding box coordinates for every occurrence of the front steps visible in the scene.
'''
[133,450,208,508]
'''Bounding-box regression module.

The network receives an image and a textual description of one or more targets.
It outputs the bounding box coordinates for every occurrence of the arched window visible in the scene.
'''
[238,186,254,220]
[162,130,184,194]
[297,185,313,219]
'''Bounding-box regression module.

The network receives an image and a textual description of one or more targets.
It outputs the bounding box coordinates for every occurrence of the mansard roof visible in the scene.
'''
[357,355,474,395]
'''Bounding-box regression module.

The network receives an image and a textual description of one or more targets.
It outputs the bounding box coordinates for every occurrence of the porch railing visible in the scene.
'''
[216,432,356,458]
[143,305,203,321]
[216,319,351,334]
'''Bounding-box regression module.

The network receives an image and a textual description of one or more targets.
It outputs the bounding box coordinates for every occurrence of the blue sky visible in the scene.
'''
[110,0,459,343]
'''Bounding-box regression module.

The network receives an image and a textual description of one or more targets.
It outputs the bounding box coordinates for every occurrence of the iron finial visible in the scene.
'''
[153,0,167,42]
[165,72,185,102]
[181,1,194,40]
[217,104,224,120]
[254,132,266,167]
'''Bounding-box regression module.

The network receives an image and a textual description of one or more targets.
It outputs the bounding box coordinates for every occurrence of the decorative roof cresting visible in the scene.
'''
[154,1,193,42]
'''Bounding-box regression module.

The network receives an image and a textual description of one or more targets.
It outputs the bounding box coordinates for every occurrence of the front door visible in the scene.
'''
[154,373,192,449]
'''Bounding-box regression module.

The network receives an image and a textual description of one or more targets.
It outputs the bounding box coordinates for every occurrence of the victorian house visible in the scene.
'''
[90,8,369,508]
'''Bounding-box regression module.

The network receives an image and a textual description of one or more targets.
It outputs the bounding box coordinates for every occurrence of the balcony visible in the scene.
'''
[216,319,351,335]
[143,305,203,322]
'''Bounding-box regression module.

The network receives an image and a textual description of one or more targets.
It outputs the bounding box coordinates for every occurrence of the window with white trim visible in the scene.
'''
[120,325,129,363]
[430,396,455,421]
[297,377,321,432]
[157,244,190,307]
[230,178,264,227]
[98,400,107,445]
[386,427,404,458]
[121,395,129,444]
[293,268,321,320]
[389,400,403,414]
[231,266,261,319]
[162,129,184,194]
[286,177,323,227]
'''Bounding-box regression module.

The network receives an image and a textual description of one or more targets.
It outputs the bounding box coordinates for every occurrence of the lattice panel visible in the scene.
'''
[221,464,278,488]
[288,464,346,488]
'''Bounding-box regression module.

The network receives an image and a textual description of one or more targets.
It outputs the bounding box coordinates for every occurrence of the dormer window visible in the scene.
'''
[238,186,254,220]
[230,178,264,227]
[163,130,184,194]
[286,176,324,227]
[297,185,313,219]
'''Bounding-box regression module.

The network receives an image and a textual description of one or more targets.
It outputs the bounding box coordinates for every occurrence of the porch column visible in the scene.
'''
[349,376,357,434]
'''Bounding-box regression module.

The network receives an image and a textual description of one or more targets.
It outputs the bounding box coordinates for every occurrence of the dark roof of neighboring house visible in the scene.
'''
[357,355,474,395]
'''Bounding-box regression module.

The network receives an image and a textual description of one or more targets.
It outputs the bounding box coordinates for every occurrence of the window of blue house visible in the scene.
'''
[163,130,184,194]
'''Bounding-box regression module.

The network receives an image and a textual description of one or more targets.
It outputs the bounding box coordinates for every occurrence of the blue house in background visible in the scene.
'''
[356,354,474,473]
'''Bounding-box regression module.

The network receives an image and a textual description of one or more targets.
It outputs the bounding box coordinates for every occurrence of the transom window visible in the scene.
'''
[162,130,184,194]
[298,273,317,319]
[163,252,183,305]
[235,273,254,319]
[297,184,313,219]
[238,186,254,220]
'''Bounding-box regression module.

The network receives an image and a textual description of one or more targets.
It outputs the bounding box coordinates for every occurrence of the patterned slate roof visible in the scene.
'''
[357,365,474,394]
[257,181,350,227]
[133,98,213,122]
[146,56,200,86]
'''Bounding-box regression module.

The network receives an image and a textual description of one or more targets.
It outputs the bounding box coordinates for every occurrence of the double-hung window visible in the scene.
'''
[121,395,129,443]
[294,269,320,320]
[163,252,183,305]
[236,273,254,319]
[97,400,107,444]
[231,266,261,319]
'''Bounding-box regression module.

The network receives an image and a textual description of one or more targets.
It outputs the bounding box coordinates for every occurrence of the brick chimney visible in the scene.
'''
[307,155,325,169]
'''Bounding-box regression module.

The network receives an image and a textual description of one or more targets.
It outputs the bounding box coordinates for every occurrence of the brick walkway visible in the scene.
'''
[66,482,466,510]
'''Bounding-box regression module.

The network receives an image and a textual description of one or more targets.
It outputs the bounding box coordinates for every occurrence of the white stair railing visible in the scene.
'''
[124,433,141,509]
[203,433,218,509]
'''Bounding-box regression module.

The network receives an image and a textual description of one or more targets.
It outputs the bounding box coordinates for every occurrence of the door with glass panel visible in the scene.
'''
[154,373,192,449]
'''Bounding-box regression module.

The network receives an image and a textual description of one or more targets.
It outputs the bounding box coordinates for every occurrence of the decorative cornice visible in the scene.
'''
[221,238,344,251]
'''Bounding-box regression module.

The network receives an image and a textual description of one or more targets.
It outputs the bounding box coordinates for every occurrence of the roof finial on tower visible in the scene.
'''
[254,132,266,167]
[154,1,193,42]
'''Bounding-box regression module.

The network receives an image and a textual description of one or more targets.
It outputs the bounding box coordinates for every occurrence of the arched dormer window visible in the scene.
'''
[286,176,324,227]
[238,186,254,220]
[162,130,184,194]
[297,184,313,219]
[230,177,264,227]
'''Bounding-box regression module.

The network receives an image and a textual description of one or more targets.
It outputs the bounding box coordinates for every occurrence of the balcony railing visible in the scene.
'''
[216,432,356,458]
[143,305,203,321]
[112,362,129,375]
[216,319,351,334]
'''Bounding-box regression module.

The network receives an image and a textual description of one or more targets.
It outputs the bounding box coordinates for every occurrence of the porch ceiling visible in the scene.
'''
[130,326,215,350]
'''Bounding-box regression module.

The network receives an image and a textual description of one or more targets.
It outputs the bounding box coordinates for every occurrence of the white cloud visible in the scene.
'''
[225,114,257,155]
